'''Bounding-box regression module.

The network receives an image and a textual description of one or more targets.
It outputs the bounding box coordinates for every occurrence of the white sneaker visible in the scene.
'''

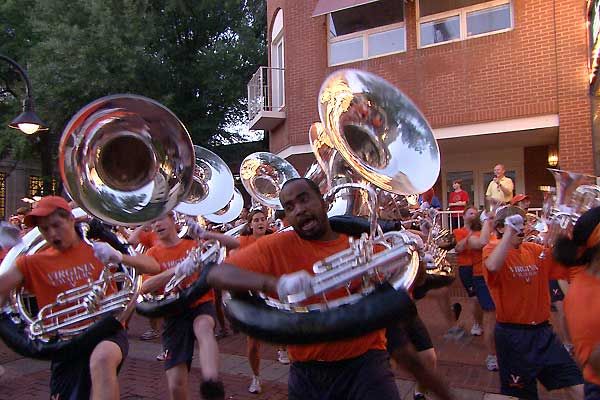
[470,323,483,336]
[486,355,498,371]
[248,376,261,394]
[277,349,290,364]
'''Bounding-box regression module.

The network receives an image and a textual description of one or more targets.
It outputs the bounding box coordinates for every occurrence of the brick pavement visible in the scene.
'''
[0,290,575,399]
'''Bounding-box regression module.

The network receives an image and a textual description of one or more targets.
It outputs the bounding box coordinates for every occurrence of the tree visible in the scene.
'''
[0,0,266,193]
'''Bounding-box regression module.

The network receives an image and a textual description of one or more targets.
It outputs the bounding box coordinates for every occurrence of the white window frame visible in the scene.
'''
[328,19,406,66]
[417,0,513,49]
[271,31,285,110]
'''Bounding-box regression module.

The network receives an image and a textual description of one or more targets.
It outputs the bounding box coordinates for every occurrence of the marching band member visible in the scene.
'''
[482,205,583,399]
[0,196,160,400]
[208,178,403,400]
[140,211,237,400]
[554,206,600,399]
[463,207,497,371]
[233,208,289,395]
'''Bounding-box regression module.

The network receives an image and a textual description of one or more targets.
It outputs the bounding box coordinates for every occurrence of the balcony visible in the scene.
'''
[247,66,286,131]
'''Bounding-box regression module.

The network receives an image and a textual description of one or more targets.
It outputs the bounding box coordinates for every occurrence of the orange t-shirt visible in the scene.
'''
[564,271,600,385]
[453,227,472,266]
[225,231,387,362]
[482,241,566,324]
[469,231,484,276]
[16,241,105,310]
[238,235,258,249]
[146,239,214,307]
[138,230,159,249]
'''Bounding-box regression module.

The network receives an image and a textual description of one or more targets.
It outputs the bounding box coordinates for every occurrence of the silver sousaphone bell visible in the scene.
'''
[223,69,440,344]
[0,95,196,358]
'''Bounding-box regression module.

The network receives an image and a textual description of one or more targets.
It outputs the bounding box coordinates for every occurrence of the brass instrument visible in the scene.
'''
[240,152,300,210]
[1,95,195,354]
[175,146,234,216]
[205,187,244,224]
[540,168,599,256]
[223,69,440,343]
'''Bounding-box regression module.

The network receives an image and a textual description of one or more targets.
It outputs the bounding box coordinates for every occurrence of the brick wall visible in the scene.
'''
[265,0,595,174]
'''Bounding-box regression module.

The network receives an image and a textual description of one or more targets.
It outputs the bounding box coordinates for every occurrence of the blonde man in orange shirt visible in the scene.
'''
[208,178,402,400]
[0,196,160,400]
[141,211,238,400]
[554,206,600,399]
[483,205,583,399]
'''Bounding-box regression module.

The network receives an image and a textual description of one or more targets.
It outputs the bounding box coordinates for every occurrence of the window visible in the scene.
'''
[418,0,512,48]
[271,9,285,110]
[328,0,405,66]
[28,176,58,199]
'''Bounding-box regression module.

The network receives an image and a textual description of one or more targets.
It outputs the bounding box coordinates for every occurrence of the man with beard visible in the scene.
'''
[207,177,402,400]
[483,206,583,399]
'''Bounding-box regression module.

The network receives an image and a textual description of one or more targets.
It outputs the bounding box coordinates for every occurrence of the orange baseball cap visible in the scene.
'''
[510,194,530,205]
[24,196,72,227]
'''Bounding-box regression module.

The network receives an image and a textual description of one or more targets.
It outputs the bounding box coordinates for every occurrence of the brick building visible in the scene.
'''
[248,0,597,208]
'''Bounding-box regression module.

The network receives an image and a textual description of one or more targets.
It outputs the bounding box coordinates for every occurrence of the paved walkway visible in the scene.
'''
[0,286,574,399]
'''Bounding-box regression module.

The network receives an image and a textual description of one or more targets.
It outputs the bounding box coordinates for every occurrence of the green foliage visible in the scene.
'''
[0,0,266,166]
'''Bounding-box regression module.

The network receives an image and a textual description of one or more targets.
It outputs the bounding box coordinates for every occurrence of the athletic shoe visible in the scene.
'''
[277,349,290,365]
[156,350,167,361]
[443,326,466,340]
[140,329,159,341]
[470,323,483,336]
[486,355,499,371]
[414,392,426,400]
[248,376,261,394]
[200,380,225,400]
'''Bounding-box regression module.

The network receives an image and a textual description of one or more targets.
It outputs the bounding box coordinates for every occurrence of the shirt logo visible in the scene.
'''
[508,264,539,283]
[47,263,95,288]
[509,374,524,388]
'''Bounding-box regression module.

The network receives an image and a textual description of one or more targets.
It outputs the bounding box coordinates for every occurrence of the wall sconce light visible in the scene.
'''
[547,145,559,167]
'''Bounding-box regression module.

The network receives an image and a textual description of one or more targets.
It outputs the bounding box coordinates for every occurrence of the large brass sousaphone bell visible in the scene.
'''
[223,70,440,344]
[60,94,196,226]
[0,94,196,359]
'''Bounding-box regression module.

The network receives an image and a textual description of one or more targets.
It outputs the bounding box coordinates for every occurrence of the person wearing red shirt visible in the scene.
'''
[141,211,237,400]
[482,205,583,399]
[208,178,402,400]
[448,180,469,228]
[554,206,600,399]
[0,196,159,399]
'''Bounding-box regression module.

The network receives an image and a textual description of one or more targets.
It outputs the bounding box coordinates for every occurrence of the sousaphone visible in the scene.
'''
[223,70,440,344]
[0,94,195,359]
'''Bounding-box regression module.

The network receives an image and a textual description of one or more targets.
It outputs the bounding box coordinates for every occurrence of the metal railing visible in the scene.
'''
[247,66,285,122]
[437,207,542,231]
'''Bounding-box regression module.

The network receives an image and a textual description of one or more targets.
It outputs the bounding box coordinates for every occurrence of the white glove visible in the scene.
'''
[92,242,123,264]
[276,270,313,302]
[186,219,206,240]
[504,214,524,235]
[0,222,22,250]
[174,255,198,277]
[402,231,424,249]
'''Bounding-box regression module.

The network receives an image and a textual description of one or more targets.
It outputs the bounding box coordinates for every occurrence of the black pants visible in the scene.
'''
[288,350,400,400]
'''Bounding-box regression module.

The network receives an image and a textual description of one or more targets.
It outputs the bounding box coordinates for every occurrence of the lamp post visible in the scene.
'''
[1,54,48,135]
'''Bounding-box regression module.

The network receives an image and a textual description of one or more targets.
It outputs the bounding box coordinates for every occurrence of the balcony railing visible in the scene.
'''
[247,66,286,131]
[437,208,542,231]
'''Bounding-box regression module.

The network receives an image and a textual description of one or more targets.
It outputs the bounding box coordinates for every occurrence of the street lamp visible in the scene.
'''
[1,54,48,135]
